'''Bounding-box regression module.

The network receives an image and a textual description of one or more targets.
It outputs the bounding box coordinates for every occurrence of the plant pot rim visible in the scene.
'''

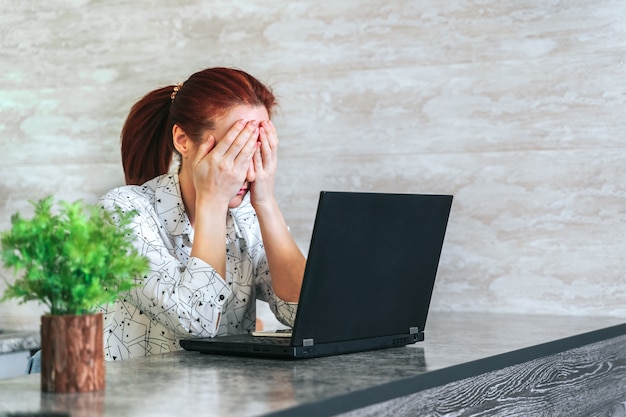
[41,312,103,318]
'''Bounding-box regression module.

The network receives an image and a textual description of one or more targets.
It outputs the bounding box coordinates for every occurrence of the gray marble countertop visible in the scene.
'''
[0,330,39,354]
[0,312,623,417]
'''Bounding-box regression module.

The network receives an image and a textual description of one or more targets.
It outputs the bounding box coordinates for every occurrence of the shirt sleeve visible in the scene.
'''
[100,189,232,339]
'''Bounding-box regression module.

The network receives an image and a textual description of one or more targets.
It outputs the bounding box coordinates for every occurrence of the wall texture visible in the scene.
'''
[1,0,625,329]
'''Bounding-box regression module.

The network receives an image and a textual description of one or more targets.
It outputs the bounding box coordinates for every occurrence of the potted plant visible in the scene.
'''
[1,196,148,393]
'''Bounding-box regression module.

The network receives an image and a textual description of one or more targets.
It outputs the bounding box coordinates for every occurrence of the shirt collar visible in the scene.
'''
[154,173,193,236]
[226,195,249,243]
[225,209,239,244]
[154,172,244,242]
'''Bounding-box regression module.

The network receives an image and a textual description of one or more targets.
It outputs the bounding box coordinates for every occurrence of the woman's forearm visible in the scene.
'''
[255,198,305,302]
[190,197,229,279]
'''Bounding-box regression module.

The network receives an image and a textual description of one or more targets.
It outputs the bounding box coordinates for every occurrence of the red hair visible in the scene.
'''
[121,67,277,185]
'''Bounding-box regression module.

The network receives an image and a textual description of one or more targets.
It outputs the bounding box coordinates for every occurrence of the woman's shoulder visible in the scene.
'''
[99,176,160,212]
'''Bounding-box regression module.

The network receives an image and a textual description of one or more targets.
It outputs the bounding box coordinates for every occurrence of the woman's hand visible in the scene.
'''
[250,120,278,208]
[247,120,305,302]
[193,119,259,206]
[189,119,259,279]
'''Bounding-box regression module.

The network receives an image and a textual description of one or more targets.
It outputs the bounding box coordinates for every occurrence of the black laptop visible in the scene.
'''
[180,191,453,359]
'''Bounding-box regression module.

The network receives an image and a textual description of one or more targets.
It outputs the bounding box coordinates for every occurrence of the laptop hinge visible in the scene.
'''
[303,338,314,346]
[409,327,420,334]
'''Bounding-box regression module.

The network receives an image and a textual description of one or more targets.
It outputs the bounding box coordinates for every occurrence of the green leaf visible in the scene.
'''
[1,196,148,315]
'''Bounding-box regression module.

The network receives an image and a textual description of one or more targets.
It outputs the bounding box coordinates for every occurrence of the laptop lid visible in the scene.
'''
[290,191,452,348]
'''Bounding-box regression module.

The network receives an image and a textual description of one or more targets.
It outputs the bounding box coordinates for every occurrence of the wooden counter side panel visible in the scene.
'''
[339,334,626,417]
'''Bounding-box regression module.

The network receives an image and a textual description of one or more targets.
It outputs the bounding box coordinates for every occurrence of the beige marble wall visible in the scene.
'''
[1,1,625,329]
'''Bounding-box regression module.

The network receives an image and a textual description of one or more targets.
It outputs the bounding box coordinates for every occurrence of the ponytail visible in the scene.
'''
[120,86,175,185]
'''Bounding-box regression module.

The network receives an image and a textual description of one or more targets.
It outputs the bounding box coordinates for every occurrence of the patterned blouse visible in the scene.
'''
[98,173,297,361]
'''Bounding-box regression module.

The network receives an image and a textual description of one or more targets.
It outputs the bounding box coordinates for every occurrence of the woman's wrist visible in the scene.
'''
[191,199,228,279]
[195,193,229,216]
[252,195,280,219]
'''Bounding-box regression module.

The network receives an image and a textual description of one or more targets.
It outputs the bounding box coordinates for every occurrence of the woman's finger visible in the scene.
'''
[233,126,258,170]
[212,119,255,157]
[228,120,259,157]
[252,140,263,170]
[261,120,278,149]
[193,136,215,167]
[258,124,277,168]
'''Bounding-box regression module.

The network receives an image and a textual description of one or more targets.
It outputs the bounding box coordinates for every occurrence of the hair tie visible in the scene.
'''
[170,82,184,101]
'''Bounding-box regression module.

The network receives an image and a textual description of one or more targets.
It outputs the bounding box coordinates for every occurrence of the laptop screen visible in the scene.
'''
[291,191,453,346]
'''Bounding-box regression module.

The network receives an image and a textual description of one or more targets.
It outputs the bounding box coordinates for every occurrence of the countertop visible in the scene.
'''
[0,329,39,354]
[0,312,624,417]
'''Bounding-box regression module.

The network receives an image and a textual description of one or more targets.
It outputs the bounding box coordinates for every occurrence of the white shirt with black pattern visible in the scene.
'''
[98,173,297,361]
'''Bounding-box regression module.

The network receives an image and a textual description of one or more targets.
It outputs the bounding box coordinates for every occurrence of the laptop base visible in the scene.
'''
[179,332,424,359]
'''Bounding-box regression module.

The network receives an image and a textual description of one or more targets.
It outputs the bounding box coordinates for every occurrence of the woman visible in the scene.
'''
[98,67,305,361]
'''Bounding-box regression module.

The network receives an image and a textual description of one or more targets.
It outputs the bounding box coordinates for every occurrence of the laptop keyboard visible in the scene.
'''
[253,337,291,345]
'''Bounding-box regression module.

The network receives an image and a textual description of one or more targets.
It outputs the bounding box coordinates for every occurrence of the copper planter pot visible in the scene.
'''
[40,313,105,393]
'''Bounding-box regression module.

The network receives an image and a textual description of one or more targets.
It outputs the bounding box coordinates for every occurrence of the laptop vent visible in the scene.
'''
[392,336,411,345]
